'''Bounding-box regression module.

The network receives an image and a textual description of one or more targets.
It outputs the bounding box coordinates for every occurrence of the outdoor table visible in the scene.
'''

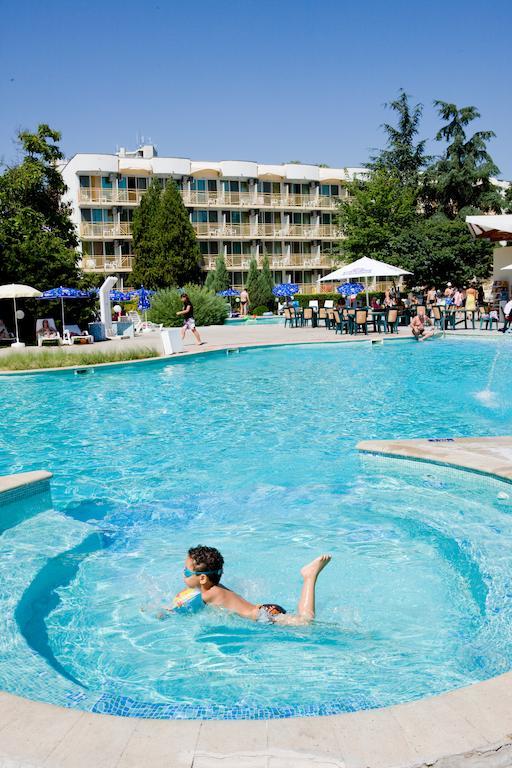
[370,310,387,333]
[435,306,477,330]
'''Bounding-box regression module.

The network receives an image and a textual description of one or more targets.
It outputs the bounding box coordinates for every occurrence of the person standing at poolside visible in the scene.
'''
[240,287,249,316]
[176,293,203,346]
[465,284,477,312]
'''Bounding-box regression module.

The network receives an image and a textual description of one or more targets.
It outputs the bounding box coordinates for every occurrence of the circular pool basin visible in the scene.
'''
[1,338,512,719]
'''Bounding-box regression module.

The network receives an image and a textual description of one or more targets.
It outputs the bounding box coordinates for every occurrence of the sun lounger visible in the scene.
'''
[36,319,61,346]
[63,324,94,345]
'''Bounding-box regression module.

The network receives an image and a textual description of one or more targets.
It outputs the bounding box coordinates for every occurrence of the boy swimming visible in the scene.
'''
[166,545,332,625]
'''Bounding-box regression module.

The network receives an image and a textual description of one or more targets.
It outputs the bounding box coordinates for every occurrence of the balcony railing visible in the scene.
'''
[79,188,147,204]
[80,222,133,238]
[81,255,134,272]
[203,254,335,270]
[192,222,342,239]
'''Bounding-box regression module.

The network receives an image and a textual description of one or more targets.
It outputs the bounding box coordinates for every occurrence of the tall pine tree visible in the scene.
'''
[131,180,201,288]
[246,258,260,309]
[257,254,274,308]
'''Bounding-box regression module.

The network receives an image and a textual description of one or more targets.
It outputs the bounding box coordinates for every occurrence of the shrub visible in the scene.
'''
[251,305,270,316]
[148,284,228,327]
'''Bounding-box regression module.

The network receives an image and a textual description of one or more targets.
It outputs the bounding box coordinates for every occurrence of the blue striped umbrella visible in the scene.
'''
[337,282,365,297]
[38,286,92,330]
[217,289,240,297]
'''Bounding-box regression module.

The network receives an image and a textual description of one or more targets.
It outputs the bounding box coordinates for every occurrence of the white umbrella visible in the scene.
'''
[0,283,42,347]
[319,256,412,304]
[466,214,512,242]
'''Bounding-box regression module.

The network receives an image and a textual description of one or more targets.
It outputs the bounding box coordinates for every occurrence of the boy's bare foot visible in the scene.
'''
[300,554,331,580]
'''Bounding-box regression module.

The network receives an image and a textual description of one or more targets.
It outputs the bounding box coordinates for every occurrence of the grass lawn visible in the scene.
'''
[0,347,159,371]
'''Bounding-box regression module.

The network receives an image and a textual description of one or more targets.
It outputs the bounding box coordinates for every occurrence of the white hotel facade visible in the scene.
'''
[61,144,368,292]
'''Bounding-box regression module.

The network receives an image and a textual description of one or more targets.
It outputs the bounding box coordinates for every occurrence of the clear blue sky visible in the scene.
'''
[1,0,510,177]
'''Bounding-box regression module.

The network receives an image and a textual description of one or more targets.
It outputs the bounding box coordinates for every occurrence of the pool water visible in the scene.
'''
[1,338,512,719]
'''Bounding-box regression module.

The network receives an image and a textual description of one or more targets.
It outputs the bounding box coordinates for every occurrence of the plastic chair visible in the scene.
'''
[386,309,399,334]
[353,309,368,335]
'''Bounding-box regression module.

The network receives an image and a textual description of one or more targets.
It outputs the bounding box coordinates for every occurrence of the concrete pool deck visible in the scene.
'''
[2,337,512,767]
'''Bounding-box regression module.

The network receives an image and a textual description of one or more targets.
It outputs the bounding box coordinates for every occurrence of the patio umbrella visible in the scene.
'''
[337,282,365,297]
[135,285,152,321]
[0,283,43,347]
[216,289,240,297]
[466,214,512,242]
[38,286,91,332]
[272,283,299,297]
[319,256,412,305]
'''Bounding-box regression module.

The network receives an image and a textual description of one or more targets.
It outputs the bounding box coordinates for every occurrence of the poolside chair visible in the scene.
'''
[386,309,399,334]
[126,311,162,334]
[317,307,327,328]
[308,300,319,310]
[63,324,94,345]
[333,309,350,334]
[302,307,314,327]
[479,309,499,331]
[431,306,443,330]
[284,308,298,328]
[353,309,368,335]
[36,318,62,346]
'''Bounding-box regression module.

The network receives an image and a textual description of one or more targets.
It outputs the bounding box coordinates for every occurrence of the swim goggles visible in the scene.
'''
[183,567,223,578]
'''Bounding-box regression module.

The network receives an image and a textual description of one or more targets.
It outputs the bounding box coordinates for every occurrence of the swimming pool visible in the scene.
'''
[1,338,512,719]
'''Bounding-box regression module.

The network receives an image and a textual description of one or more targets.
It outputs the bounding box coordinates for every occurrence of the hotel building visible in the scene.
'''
[60,145,368,292]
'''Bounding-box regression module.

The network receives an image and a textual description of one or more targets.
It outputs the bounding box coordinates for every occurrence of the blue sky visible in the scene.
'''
[1,0,510,177]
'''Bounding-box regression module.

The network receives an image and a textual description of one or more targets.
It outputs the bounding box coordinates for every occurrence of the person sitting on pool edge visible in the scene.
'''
[166,545,331,625]
[410,313,436,341]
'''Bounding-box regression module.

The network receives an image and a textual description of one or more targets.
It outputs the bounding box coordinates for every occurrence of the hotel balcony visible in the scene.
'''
[80,222,133,238]
[78,188,147,205]
[192,222,342,239]
[80,255,134,272]
[181,191,345,210]
[203,254,335,271]
[78,187,345,210]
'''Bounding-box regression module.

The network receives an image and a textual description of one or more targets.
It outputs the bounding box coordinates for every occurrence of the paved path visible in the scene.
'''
[2,330,512,766]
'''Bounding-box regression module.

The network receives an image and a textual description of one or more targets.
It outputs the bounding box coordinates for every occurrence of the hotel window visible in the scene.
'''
[119,241,133,255]
[320,184,339,196]
[291,212,312,225]
[289,242,312,255]
[225,242,251,255]
[79,176,90,188]
[119,208,134,222]
[257,181,280,194]
[191,179,217,192]
[286,183,310,196]
[92,241,115,256]
[262,242,283,256]
[224,211,249,224]
[321,213,333,225]
[191,210,218,223]
[81,209,112,223]
[222,180,249,193]
[199,242,219,255]
[101,176,112,189]
[261,212,282,225]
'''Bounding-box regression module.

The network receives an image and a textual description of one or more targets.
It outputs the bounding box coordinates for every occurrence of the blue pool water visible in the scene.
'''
[1,337,512,719]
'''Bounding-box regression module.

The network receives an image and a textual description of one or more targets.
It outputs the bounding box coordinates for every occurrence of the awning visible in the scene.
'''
[190,164,222,176]
[466,215,512,242]
[118,160,153,175]
[258,172,286,181]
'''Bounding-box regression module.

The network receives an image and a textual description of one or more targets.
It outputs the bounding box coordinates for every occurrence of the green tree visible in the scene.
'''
[0,124,79,287]
[257,253,274,309]
[370,89,428,188]
[389,216,493,287]
[424,101,501,218]
[246,257,260,309]
[131,180,201,288]
[336,169,417,263]
[131,180,164,288]
[205,255,230,293]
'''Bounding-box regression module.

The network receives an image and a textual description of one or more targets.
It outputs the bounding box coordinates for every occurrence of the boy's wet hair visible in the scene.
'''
[188,545,224,585]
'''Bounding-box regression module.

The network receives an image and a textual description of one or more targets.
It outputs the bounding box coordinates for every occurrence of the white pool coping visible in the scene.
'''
[2,361,512,766]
